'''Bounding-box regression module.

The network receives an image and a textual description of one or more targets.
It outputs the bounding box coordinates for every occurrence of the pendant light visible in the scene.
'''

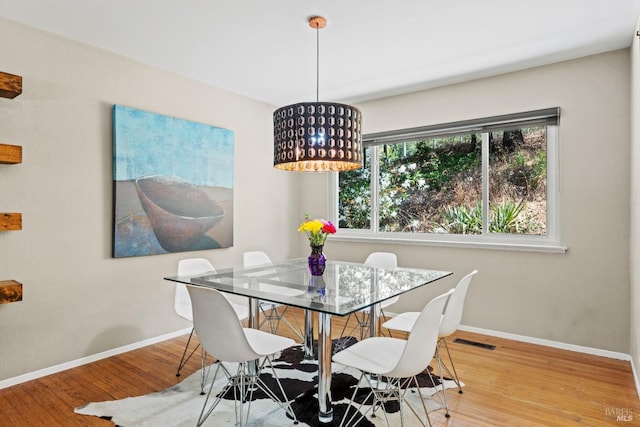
[273,16,363,172]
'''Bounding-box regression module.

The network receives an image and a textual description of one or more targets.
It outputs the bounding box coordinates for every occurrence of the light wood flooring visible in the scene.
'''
[0,308,638,426]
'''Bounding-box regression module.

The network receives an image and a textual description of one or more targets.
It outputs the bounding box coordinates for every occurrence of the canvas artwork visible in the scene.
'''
[112,105,234,258]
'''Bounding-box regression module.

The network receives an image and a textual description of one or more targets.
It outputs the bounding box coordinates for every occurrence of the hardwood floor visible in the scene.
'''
[0,309,638,426]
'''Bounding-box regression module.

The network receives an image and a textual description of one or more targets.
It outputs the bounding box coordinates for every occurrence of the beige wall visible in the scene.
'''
[630,14,640,385]
[0,18,300,380]
[303,49,632,353]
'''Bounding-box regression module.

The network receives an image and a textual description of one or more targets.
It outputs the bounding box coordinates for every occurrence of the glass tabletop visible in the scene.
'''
[165,258,452,316]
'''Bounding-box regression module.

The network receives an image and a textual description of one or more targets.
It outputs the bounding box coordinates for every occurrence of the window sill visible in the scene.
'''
[330,233,568,253]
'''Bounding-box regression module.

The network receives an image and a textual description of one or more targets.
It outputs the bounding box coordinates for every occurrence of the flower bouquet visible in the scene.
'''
[298,216,336,276]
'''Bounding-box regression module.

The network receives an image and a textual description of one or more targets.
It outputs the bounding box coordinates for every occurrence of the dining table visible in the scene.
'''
[165,257,452,424]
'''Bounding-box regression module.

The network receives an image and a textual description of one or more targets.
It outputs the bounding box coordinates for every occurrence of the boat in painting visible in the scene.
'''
[135,175,224,252]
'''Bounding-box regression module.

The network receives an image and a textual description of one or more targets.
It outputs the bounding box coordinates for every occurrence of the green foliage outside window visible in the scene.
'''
[338,127,547,235]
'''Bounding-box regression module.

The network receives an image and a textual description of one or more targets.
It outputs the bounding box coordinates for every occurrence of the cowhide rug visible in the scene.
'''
[75,339,462,426]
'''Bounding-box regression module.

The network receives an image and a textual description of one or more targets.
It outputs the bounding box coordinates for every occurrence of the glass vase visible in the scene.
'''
[308,245,326,276]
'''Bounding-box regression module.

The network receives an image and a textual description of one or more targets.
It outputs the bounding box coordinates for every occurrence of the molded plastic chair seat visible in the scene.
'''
[256,283,305,297]
[380,311,420,333]
[242,328,294,357]
[339,252,398,341]
[333,289,454,427]
[243,250,304,340]
[382,270,478,416]
[187,285,297,426]
[334,337,407,375]
[174,258,248,379]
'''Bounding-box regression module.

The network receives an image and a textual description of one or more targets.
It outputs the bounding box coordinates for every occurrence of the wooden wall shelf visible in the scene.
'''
[0,280,22,304]
[0,71,22,99]
[0,213,22,231]
[0,143,22,164]
[0,71,23,291]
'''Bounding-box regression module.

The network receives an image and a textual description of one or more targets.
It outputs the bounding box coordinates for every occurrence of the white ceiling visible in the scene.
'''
[1,0,639,106]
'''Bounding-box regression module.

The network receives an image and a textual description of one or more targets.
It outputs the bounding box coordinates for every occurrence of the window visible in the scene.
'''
[331,108,563,252]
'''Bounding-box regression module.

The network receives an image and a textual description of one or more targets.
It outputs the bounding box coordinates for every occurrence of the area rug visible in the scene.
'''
[75,340,462,427]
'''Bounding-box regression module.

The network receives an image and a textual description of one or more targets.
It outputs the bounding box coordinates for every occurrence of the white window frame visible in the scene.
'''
[328,108,566,253]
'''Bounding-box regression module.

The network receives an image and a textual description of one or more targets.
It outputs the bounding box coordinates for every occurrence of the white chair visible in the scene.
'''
[339,252,398,340]
[186,285,298,427]
[174,258,248,378]
[383,270,478,415]
[243,251,304,341]
[333,289,454,427]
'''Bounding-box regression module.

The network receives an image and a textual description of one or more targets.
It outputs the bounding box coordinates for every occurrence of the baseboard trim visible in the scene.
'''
[383,311,632,361]
[458,325,631,361]
[0,327,192,390]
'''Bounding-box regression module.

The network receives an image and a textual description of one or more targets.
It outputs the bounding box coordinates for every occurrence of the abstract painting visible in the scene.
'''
[112,105,234,257]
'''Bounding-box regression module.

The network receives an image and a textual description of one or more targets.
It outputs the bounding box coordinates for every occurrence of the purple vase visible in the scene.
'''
[308,245,326,276]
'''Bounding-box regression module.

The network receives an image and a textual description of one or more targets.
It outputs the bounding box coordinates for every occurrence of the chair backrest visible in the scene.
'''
[364,252,399,309]
[243,250,273,267]
[364,252,398,269]
[387,288,454,378]
[186,285,259,363]
[439,270,478,337]
[174,258,215,321]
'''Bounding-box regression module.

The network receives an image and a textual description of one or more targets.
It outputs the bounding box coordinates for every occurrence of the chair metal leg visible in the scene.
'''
[339,372,376,427]
[196,357,298,427]
[259,303,280,334]
[340,306,392,342]
[277,305,305,341]
[340,373,432,427]
[256,357,298,423]
[423,336,462,419]
[355,312,370,340]
[430,350,450,417]
[259,303,304,341]
[397,378,407,427]
[333,313,357,354]
[176,327,199,377]
[195,363,225,427]
[378,308,393,337]
[339,312,370,341]
[438,337,463,393]
[403,376,433,427]
[338,313,353,339]
[199,348,209,395]
[177,328,211,394]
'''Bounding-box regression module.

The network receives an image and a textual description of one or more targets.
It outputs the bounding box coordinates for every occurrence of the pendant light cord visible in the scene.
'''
[316,24,320,103]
